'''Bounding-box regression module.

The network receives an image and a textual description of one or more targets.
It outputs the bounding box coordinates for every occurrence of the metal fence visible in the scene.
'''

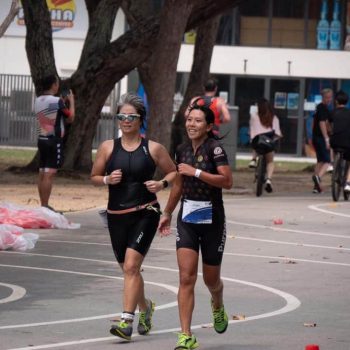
[0,74,116,149]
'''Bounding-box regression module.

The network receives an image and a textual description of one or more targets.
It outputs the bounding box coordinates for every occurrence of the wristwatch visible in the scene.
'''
[162,180,169,189]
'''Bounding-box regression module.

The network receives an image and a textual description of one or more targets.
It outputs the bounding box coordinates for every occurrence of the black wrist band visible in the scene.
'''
[162,180,169,188]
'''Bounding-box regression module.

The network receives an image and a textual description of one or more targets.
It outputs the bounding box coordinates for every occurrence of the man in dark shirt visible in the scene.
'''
[312,88,333,193]
[330,90,350,192]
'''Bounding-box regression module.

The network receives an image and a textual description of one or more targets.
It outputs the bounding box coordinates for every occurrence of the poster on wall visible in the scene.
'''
[1,0,88,39]
[274,92,287,109]
[287,93,299,110]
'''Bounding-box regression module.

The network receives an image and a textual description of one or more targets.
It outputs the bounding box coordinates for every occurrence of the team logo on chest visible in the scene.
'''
[214,147,223,155]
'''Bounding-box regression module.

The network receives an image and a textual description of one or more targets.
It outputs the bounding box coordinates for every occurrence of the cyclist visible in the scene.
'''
[159,98,233,350]
[311,88,333,193]
[249,98,282,193]
[185,77,231,135]
[329,90,350,192]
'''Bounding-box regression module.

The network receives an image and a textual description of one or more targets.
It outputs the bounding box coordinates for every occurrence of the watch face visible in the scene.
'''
[162,180,168,188]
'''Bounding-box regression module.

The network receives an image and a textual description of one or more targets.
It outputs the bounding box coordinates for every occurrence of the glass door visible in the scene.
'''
[270,79,301,154]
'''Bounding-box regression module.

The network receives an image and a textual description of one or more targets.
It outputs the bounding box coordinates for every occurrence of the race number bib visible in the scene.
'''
[182,199,212,224]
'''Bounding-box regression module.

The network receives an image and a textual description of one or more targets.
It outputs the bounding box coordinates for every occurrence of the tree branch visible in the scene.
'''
[0,0,20,38]
[78,0,121,69]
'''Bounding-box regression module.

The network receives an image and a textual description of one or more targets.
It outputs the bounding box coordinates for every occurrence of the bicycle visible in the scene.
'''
[255,151,267,197]
[252,134,278,197]
[331,148,350,202]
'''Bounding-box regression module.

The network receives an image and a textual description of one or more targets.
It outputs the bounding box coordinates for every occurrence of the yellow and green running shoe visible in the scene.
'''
[110,320,133,341]
[211,300,228,334]
[137,299,155,335]
[174,332,199,349]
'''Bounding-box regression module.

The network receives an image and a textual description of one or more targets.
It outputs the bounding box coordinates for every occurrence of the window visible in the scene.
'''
[238,0,270,46]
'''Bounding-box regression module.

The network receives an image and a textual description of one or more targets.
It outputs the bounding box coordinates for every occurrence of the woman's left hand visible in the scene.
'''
[177,163,196,177]
[144,180,163,193]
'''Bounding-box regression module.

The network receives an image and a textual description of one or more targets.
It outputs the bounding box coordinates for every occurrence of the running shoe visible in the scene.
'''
[312,175,322,193]
[174,332,199,349]
[264,178,273,193]
[326,164,334,173]
[345,182,350,192]
[248,159,257,168]
[110,320,133,340]
[137,299,155,335]
[211,300,229,334]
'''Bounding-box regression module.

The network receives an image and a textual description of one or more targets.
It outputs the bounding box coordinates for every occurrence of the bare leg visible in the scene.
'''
[122,248,147,314]
[38,171,56,206]
[318,162,330,179]
[202,263,223,309]
[265,151,275,179]
[177,248,199,335]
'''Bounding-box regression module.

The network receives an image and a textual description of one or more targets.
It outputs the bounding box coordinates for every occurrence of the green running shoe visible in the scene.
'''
[110,320,133,341]
[174,332,199,349]
[137,299,155,335]
[211,300,228,334]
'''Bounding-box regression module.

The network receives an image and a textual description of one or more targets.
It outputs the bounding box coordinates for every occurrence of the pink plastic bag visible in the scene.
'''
[0,224,39,251]
[0,202,80,229]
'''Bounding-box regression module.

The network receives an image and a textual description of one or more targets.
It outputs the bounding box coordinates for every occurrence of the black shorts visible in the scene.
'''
[312,136,330,163]
[38,136,63,171]
[176,204,226,266]
[107,205,160,263]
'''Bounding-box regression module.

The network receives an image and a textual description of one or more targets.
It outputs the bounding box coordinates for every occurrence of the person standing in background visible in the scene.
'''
[185,78,231,135]
[312,88,333,193]
[35,75,75,211]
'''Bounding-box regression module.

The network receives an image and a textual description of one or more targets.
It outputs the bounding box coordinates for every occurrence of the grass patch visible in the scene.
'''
[236,159,313,172]
[0,148,36,166]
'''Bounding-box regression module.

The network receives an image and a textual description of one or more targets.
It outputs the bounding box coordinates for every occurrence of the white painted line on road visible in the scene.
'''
[150,248,350,267]
[4,264,300,350]
[2,244,348,269]
[0,283,26,304]
[308,203,350,218]
[230,235,350,251]
[40,239,110,246]
[223,252,350,267]
[0,264,178,330]
[226,220,350,239]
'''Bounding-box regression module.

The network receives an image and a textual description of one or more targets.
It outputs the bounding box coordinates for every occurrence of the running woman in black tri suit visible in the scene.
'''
[91,93,176,341]
[158,98,233,350]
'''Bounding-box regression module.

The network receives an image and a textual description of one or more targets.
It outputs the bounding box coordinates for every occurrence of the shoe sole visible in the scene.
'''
[214,320,228,334]
[265,184,273,193]
[110,328,131,341]
[137,300,155,335]
[174,343,199,350]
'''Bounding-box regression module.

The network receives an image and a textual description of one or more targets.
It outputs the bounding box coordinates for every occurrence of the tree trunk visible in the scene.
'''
[0,0,20,38]
[22,0,243,171]
[21,0,58,94]
[138,1,194,151]
[170,15,221,156]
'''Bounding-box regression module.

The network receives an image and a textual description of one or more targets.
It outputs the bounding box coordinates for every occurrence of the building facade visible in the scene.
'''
[1,0,350,155]
[177,0,350,156]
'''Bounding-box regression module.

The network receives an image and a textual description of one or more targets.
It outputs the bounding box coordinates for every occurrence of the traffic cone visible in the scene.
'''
[305,345,319,350]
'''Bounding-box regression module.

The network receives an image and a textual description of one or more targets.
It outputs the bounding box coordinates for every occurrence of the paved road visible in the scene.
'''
[0,192,349,350]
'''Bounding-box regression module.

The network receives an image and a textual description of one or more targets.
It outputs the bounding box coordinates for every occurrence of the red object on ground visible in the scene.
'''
[305,345,320,350]
[273,218,283,225]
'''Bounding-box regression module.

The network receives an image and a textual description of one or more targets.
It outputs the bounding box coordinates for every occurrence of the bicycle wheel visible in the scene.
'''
[255,155,266,197]
[331,153,341,202]
[342,161,349,201]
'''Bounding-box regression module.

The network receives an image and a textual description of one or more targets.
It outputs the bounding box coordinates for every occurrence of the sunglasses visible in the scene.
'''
[116,113,141,122]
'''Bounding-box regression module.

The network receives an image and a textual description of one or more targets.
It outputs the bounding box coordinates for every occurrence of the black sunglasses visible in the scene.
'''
[116,113,141,122]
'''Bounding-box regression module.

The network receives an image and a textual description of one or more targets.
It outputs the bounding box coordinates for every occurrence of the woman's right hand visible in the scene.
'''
[158,215,172,237]
[107,169,122,185]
